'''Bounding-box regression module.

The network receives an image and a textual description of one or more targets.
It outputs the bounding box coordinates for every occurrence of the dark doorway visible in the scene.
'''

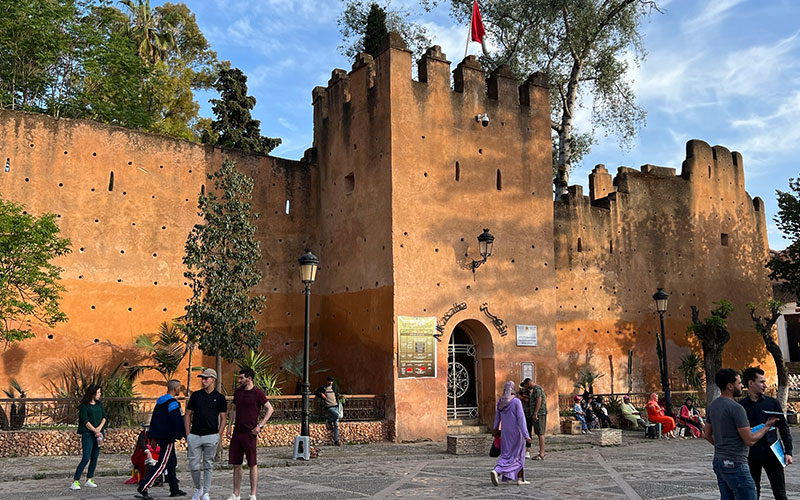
[786,314,800,361]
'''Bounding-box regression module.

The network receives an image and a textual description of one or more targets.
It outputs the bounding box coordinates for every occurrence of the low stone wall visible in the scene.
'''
[0,421,390,457]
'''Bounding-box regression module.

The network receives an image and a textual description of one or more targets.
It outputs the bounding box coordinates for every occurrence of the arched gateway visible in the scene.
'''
[447,319,494,421]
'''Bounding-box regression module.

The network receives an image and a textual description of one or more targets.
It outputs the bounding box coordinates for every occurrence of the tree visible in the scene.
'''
[183,158,267,390]
[769,176,800,302]
[338,0,432,61]
[0,198,71,348]
[687,300,733,408]
[573,367,604,393]
[435,0,659,195]
[130,320,188,383]
[206,68,281,154]
[747,300,789,409]
[120,0,176,67]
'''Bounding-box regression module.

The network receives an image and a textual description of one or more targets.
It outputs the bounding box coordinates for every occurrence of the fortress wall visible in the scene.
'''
[555,141,772,396]
[0,110,316,394]
[309,46,397,401]
[383,38,556,440]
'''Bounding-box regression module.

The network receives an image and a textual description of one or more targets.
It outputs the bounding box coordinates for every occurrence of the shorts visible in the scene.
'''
[533,414,547,435]
[228,431,257,466]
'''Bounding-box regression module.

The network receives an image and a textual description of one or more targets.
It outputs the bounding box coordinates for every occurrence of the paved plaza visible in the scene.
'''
[0,431,797,499]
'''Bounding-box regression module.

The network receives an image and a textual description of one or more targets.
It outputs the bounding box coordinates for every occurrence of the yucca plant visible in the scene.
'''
[235,349,282,396]
[0,379,26,430]
[679,352,704,392]
[46,359,133,425]
[574,368,605,393]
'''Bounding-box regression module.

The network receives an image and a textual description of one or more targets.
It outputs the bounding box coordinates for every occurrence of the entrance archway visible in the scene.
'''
[447,319,494,421]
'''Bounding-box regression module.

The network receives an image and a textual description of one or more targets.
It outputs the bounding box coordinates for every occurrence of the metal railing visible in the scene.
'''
[558,391,702,412]
[0,394,386,430]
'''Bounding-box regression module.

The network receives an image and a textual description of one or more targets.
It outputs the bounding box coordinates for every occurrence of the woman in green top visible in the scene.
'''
[71,384,106,490]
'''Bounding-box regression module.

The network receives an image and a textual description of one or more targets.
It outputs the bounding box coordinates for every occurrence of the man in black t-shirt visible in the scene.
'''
[184,368,227,500]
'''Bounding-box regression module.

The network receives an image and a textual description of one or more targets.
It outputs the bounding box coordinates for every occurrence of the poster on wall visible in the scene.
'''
[522,362,535,383]
[516,325,538,346]
[397,316,437,378]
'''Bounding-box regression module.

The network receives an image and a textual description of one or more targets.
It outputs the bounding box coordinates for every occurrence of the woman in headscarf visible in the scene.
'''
[645,392,676,438]
[490,381,531,487]
[678,397,704,438]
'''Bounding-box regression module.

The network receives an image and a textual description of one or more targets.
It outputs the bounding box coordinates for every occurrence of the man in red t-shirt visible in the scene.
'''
[225,368,273,500]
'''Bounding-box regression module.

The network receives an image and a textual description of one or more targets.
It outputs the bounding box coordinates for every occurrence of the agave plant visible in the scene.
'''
[679,352,704,392]
[129,320,188,382]
[0,379,26,430]
[47,359,134,425]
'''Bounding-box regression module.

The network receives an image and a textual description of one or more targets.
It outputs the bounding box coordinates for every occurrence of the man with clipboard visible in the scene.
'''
[739,367,793,500]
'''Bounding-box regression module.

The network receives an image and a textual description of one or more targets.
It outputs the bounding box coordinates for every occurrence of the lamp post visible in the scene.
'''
[653,288,672,417]
[298,249,319,437]
[471,228,495,273]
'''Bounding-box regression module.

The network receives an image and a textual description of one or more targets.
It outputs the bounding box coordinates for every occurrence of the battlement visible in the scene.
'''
[312,32,549,130]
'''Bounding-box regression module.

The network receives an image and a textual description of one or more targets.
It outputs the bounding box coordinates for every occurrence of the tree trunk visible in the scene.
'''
[215,353,223,392]
[703,342,723,408]
[761,326,789,409]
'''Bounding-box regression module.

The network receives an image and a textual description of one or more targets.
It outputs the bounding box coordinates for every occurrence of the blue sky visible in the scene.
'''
[165,0,800,250]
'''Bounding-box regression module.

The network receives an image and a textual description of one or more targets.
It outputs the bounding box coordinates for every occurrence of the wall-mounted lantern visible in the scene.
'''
[471,228,495,273]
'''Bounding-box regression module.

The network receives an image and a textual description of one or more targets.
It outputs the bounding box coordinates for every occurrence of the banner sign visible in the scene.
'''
[397,316,437,378]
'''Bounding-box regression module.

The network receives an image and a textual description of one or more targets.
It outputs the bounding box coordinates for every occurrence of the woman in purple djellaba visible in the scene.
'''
[490,381,532,486]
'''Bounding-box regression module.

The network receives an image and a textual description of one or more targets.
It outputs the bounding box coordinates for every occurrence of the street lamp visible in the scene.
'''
[298,249,319,437]
[471,228,495,273]
[653,288,672,417]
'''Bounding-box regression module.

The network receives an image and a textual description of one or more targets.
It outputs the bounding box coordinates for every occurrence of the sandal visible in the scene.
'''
[533,454,545,460]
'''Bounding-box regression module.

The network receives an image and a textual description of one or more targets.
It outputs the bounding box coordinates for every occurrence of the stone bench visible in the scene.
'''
[592,428,622,446]
[447,434,493,455]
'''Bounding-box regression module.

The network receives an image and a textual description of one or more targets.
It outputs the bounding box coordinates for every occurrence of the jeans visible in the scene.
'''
[327,407,339,443]
[73,432,100,480]
[575,414,588,431]
[187,433,219,493]
[748,453,787,500]
[713,457,757,500]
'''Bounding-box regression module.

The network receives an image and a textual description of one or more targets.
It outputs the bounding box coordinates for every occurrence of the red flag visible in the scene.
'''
[470,0,485,43]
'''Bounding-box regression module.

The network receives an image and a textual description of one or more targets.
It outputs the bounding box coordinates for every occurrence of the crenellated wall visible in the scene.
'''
[554,140,772,395]
[0,32,775,443]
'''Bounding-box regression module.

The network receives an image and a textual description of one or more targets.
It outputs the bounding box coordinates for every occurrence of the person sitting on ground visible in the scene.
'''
[573,396,590,434]
[646,392,676,438]
[592,396,613,428]
[621,395,645,428]
[678,397,704,438]
[127,427,159,484]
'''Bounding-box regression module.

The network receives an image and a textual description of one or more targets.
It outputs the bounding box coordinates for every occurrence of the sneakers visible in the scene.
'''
[70,480,80,490]
[490,470,499,487]
[192,489,204,500]
[518,479,531,485]
[525,451,531,459]
[226,495,241,500]
[334,440,341,446]
[248,496,258,500]
[85,478,97,487]
[169,491,188,497]
[202,494,211,500]
[137,486,154,500]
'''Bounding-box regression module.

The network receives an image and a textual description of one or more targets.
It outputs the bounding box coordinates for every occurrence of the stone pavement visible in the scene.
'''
[0,430,796,499]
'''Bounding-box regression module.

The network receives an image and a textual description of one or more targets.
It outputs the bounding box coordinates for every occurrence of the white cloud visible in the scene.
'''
[683,0,746,31]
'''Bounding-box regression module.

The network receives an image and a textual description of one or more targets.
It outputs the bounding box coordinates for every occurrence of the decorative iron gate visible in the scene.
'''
[448,343,478,419]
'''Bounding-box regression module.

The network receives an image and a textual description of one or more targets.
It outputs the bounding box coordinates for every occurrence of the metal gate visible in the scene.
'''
[447,343,478,419]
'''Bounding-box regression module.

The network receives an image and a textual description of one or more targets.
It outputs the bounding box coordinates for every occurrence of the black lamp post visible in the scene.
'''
[653,288,672,417]
[298,249,319,437]
[471,228,495,273]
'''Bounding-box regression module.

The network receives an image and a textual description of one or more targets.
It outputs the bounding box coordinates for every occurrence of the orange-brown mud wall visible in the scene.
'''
[555,142,773,396]
[383,41,558,441]
[0,110,349,396]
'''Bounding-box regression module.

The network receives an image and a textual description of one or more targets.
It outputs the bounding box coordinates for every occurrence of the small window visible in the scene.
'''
[577,238,582,252]
[496,169,502,191]
[721,233,729,246]
[455,161,460,181]
[285,199,290,215]
[708,165,711,178]
[344,172,355,194]
[201,184,205,195]
[3,158,9,172]
[609,239,613,254]
[108,171,114,191]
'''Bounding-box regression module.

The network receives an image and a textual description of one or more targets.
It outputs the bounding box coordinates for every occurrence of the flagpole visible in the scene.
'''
[465,1,475,59]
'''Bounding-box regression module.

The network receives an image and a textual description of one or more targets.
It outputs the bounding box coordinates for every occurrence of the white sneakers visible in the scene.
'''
[525,451,531,459]
[226,493,256,499]
[226,495,240,500]
[70,481,80,490]
[518,479,531,485]
[490,470,499,487]
[85,478,97,487]
[192,488,204,500]
[202,494,211,500]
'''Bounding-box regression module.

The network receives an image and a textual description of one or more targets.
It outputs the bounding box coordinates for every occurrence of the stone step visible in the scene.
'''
[447,418,480,426]
[447,424,489,435]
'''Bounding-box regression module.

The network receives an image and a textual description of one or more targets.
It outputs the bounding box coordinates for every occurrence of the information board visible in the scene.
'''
[516,324,538,346]
[397,316,437,378]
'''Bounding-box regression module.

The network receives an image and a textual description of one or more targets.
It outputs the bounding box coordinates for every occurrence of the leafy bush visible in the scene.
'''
[573,368,604,393]
[0,379,27,430]
[679,353,704,392]
[236,349,282,396]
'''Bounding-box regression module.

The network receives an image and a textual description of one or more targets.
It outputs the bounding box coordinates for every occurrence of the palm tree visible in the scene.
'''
[130,320,188,382]
[574,368,605,393]
[120,0,177,66]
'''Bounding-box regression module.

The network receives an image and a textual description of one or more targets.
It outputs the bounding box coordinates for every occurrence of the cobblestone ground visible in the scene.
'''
[0,432,797,499]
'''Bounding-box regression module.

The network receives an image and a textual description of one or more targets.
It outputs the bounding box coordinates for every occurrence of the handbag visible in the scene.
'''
[489,435,501,457]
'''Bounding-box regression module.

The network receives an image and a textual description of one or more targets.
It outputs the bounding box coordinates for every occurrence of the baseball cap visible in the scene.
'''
[198,368,217,379]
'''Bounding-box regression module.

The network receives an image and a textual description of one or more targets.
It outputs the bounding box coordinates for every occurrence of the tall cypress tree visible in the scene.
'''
[363,3,388,58]
[206,67,281,154]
